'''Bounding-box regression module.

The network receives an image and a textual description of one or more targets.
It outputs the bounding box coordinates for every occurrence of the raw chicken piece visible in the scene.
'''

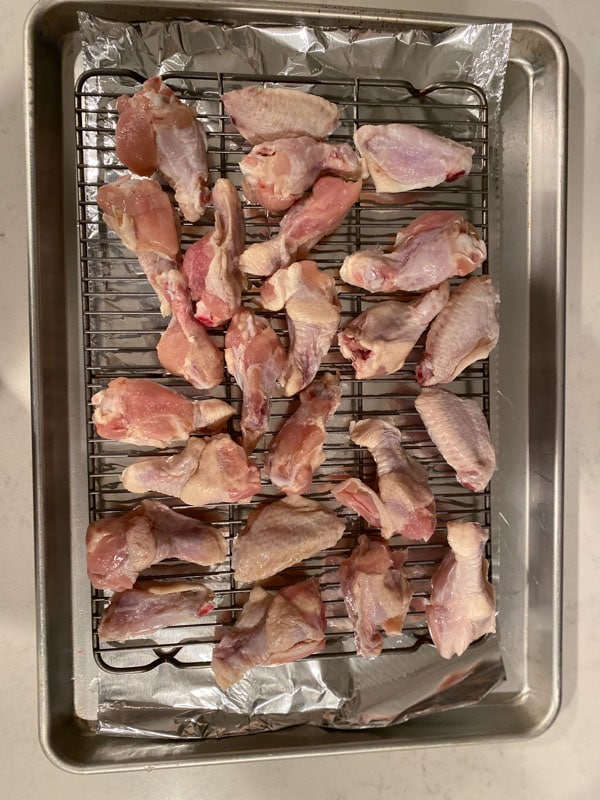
[345,419,436,541]
[417,275,499,386]
[211,579,325,689]
[427,522,496,659]
[97,176,179,315]
[354,124,473,193]
[415,387,496,492]
[92,377,234,447]
[232,495,346,583]
[332,476,390,531]
[224,308,286,453]
[339,535,413,657]
[121,434,261,506]
[239,177,362,277]
[86,499,227,592]
[116,77,209,221]
[182,179,245,327]
[241,136,362,212]
[265,373,341,494]
[222,86,339,144]
[339,211,486,293]
[157,270,224,391]
[98,580,215,642]
[339,283,450,379]
[260,260,341,396]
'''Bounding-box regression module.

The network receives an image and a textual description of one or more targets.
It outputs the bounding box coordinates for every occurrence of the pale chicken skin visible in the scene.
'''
[427,522,496,659]
[181,179,246,327]
[339,535,413,657]
[92,377,234,448]
[266,372,341,494]
[417,275,499,386]
[232,495,346,583]
[354,124,474,193]
[222,86,339,144]
[224,308,287,453]
[339,211,486,294]
[260,260,341,396]
[116,77,209,221]
[98,580,215,642]
[86,500,227,592]
[339,283,450,379]
[211,579,326,689]
[415,387,496,492]
[97,176,180,315]
[241,136,362,212]
[121,434,261,507]
[239,176,362,277]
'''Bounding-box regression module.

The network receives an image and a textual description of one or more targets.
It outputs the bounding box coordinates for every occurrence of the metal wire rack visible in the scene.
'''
[75,68,491,673]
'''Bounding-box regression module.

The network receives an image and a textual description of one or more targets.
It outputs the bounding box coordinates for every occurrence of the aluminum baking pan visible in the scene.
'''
[25,0,566,772]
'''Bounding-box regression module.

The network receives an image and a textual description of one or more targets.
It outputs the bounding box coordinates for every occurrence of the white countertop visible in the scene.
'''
[1,0,597,795]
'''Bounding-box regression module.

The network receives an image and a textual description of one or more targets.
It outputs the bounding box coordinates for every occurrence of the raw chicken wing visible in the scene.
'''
[232,495,346,583]
[86,499,227,591]
[260,260,341,396]
[266,372,341,494]
[427,522,496,659]
[211,579,326,689]
[241,136,362,212]
[121,434,261,506]
[415,387,496,492]
[116,77,209,221]
[339,283,450,379]
[340,211,486,293]
[224,308,286,453]
[222,86,339,144]
[339,535,413,657]
[239,176,362,277]
[417,275,499,386]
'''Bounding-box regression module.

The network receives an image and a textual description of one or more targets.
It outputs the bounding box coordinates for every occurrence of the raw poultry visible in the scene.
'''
[224,308,287,453]
[116,76,209,221]
[260,260,341,396]
[239,176,362,277]
[266,372,341,494]
[340,211,486,293]
[338,282,450,379]
[427,522,496,659]
[86,499,227,592]
[92,377,234,448]
[232,495,346,583]
[211,579,326,689]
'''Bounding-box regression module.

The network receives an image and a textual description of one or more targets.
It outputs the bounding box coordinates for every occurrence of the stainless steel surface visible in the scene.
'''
[25,0,566,772]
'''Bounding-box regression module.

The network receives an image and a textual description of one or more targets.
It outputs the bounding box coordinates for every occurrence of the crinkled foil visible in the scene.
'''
[78,11,510,740]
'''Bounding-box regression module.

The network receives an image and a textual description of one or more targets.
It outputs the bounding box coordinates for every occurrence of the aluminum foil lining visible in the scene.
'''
[78,11,510,740]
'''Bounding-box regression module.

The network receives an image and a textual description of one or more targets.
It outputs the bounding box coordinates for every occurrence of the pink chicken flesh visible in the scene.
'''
[182,178,246,327]
[211,579,326,689]
[266,372,341,495]
[98,580,215,642]
[86,499,227,592]
[340,211,486,294]
[116,77,209,221]
[339,282,450,379]
[260,260,341,396]
[224,308,286,453]
[427,522,496,659]
[239,176,362,277]
[92,377,233,448]
[417,275,499,386]
[354,124,474,193]
[241,136,362,212]
[339,535,413,657]
[121,434,261,507]
[222,86,339,145]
